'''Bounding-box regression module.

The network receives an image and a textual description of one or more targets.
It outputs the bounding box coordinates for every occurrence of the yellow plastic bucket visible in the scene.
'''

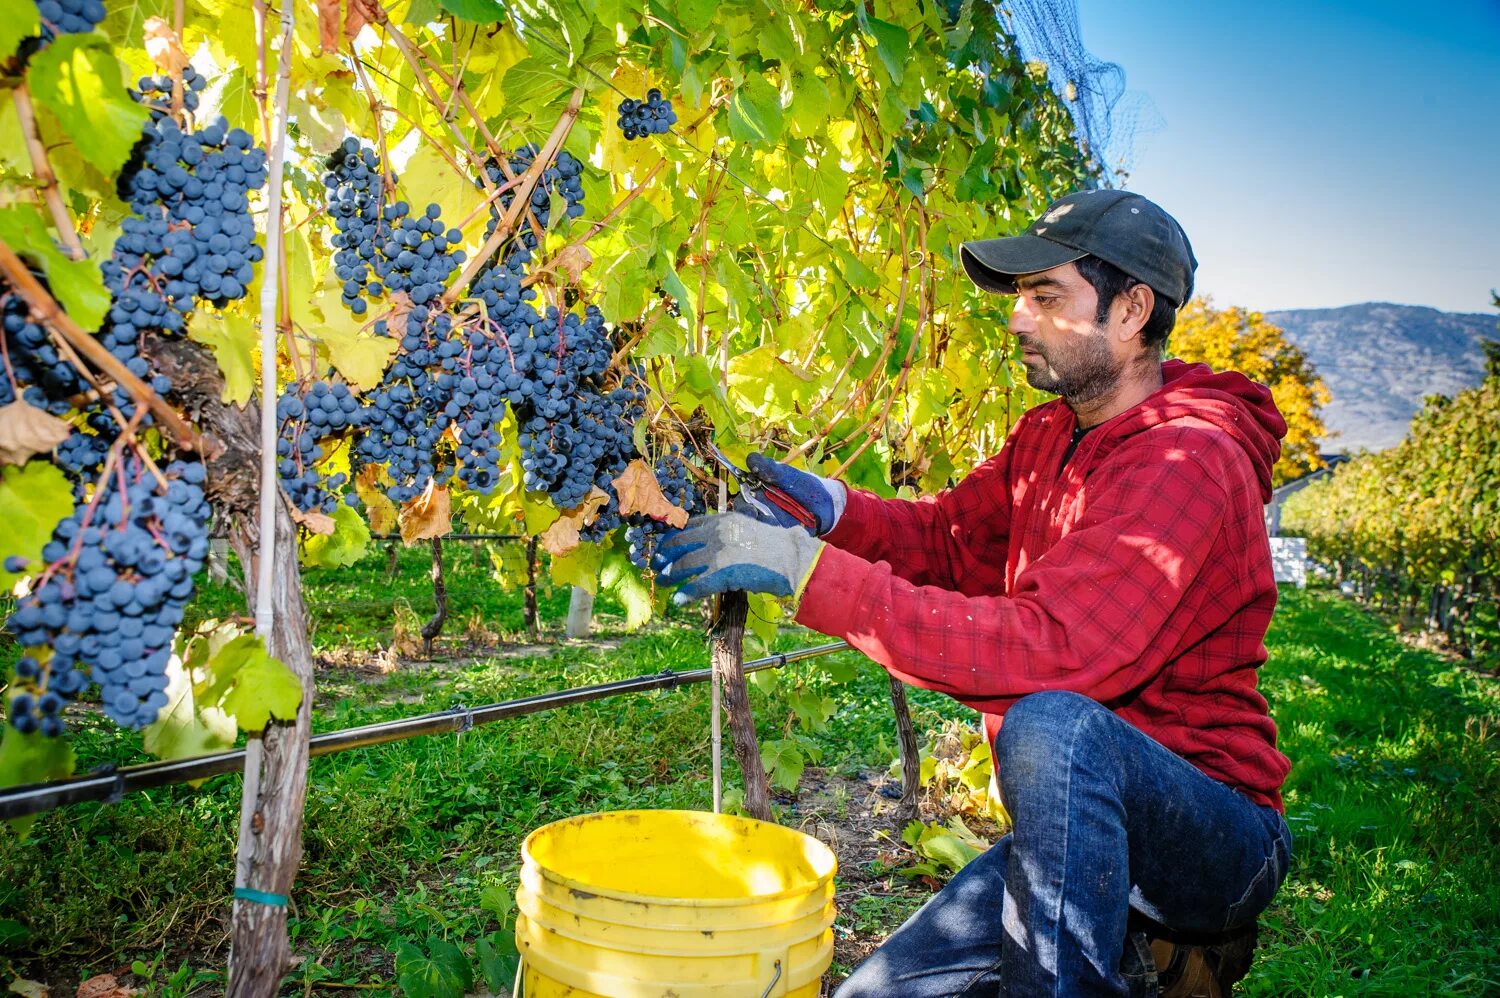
[515,809,838,997]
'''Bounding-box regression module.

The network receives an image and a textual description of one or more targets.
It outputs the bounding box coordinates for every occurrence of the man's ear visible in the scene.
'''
[1115,283,1154,343]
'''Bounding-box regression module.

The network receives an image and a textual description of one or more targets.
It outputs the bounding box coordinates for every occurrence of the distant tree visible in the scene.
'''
[1169,299,1331,486]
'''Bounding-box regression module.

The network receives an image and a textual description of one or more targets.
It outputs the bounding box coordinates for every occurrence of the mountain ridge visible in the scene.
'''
[1260,302,1496,453]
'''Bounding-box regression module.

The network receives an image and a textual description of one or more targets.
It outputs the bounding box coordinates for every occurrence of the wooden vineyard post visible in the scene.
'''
[888,677,921,827]
[711,591,772,821]
[565,585,594,638]
[226,503,316,996]
[421,536,447,655]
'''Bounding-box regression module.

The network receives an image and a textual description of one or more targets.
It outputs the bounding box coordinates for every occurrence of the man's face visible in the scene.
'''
[1008,262,1122,404]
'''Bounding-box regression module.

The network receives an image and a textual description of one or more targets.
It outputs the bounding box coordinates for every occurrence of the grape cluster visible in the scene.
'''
[1,281,90,415]
[30,0,106,42]
[5,458,210,733]
[277,381,363,513]
[133,67,208,113]
[106,114,266,317]
[356,307,467,503]
[368,202,465,309]
[478,145,585,265]
[325,138,387,312]
[513,305,640,509]
[625,448,703,569]
[617,89,677,140]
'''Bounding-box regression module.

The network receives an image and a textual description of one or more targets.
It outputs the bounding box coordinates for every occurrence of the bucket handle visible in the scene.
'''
[759,959,782,998]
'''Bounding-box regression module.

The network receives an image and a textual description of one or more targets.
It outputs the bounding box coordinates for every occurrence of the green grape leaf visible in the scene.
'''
[188,310,257,404]
[0,205,110,332]
[27,34,151,177]
[744,592,781,653]
[727,75,784,145]
[600,545,653,630]
[202,634,304,732]
[394,937,473,998]
[864,17,908,86]
[759,738,805,792]
[0,5,41,63]
[440,0,509,21]
[0,460,73,590]
[0,723,75,838]
[301,503,371,569]
[141,655,238,766]
[500,57,572,115]
[674,0,715,34]
[477,930,521,995]
[550,540,603,595]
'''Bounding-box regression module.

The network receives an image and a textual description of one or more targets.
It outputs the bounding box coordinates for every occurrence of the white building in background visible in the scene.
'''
[1264,454,1349,587]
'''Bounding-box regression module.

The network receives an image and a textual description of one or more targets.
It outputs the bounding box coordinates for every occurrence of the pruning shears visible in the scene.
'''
[707,444,819,531]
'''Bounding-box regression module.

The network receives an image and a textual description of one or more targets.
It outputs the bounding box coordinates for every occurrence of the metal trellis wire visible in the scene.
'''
[0,641,853,822]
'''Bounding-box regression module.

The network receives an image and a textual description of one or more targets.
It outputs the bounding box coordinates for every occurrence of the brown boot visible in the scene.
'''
[1151,920,1258,998]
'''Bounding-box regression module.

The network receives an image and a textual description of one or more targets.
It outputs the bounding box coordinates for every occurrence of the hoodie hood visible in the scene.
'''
[1092,359,1287,502]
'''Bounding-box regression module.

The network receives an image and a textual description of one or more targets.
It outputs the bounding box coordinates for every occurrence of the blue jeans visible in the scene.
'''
[837,690,1292,997]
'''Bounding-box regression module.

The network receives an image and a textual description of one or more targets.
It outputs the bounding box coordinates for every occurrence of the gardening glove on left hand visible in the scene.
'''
[650,511,825,606]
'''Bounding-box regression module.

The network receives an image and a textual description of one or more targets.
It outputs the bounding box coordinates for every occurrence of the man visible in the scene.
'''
[650,189,1294,997]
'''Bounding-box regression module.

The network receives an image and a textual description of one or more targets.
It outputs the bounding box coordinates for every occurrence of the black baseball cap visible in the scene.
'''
[960,190,1198,307]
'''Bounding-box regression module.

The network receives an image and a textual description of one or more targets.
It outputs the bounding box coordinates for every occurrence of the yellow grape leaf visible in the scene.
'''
[539,487,609,557]
[396,143,486,247]
[355,465,398,535]
[301,503,371,568]
[399,482,452,545]
[612,458,688,527]
[0,401,70,466]
[550,541,602,594]
[308,290,399,390]
[188,310,256,404]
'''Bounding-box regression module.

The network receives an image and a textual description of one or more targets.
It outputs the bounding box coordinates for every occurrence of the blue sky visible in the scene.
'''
[1068,0,1500,315]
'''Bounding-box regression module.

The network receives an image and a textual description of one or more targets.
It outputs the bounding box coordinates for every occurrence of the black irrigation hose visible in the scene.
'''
[369,533,527,542]
[0,641,853,822]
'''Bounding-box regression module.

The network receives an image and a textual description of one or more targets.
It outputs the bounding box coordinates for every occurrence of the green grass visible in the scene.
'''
[0,551,1496,996]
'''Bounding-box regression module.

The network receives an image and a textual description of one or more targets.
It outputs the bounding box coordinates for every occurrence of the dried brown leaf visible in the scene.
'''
[0,400,72,466]
[7,980,47,998]
[539,487,609,557]
[612,458,689,527]
[398,482,451,545]
[316,0,342,52]
[76,974,140,998]
[290,507,337,536]
[553,244,593,283]
[142,17,189,73]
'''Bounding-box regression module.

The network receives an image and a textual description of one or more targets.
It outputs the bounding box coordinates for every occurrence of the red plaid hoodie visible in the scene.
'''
[795,359,1292,812]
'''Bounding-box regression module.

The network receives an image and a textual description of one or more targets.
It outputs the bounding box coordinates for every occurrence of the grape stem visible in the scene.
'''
[0,239,205,452]
[519,157,669,292]
[11,84,87,262]
[442,87,586,309]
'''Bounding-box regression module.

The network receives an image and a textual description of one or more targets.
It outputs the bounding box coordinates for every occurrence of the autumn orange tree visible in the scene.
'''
[1169,299,1330,484]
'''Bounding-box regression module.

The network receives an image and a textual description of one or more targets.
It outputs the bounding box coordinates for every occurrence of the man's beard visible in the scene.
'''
[1018,324,1119,405]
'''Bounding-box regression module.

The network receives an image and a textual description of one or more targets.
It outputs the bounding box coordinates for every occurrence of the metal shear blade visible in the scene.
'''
[707,443,776,519]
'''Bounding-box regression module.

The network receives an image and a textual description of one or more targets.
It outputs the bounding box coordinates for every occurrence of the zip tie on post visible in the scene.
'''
[233,887,289,907]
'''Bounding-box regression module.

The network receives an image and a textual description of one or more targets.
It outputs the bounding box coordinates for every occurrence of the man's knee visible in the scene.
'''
[994,691,1106,788]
